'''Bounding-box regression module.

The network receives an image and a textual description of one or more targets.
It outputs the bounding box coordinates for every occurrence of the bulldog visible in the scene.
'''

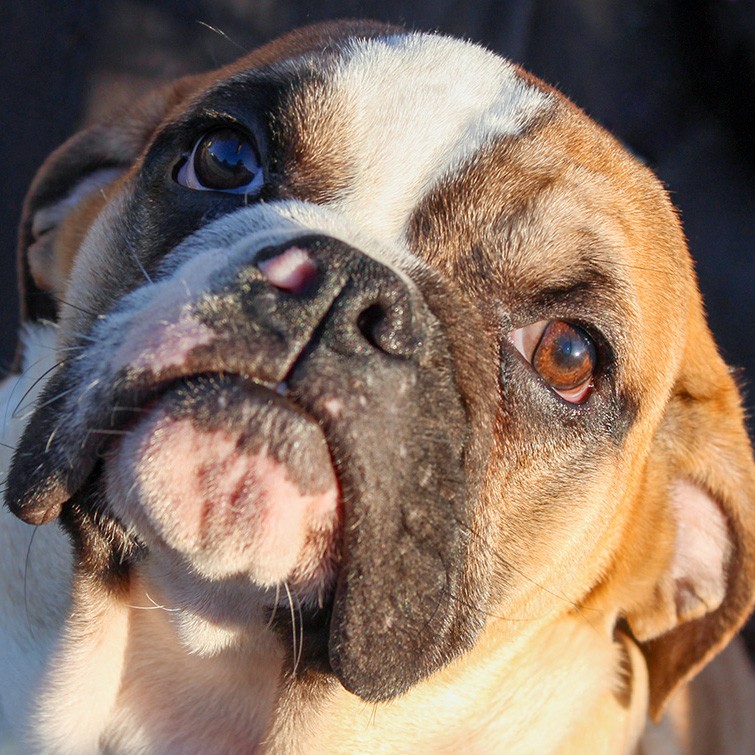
[1,19,753,755]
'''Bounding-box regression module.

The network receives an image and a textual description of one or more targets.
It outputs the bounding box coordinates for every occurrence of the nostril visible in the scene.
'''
[357,304,388,351]
[258,246,318,293]
[357,302,414,358]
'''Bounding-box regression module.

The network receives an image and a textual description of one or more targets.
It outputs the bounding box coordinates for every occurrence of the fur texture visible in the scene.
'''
[1,21,753,754]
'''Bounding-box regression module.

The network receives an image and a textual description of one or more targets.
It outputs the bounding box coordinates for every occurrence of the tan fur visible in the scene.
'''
[265,618,645,754]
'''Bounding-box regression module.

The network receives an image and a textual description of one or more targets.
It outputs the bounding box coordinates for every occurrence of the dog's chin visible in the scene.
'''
[104,375,342,600]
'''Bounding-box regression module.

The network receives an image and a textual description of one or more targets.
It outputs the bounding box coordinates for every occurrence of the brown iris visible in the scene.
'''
[532,321,596,400]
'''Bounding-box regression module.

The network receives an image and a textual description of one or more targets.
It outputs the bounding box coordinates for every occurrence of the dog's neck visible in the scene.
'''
[270,616,648,755]
[27,569,648,754]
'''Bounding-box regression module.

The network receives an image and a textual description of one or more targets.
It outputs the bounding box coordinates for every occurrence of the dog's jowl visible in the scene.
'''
[1,20,753,754]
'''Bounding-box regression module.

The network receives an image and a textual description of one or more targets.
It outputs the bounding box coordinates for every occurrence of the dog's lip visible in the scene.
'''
[105,371,342,506]
[109,372,297,435]
[104,369,345,600]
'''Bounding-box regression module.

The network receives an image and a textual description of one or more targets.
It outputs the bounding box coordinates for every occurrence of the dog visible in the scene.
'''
[1,19,753,754]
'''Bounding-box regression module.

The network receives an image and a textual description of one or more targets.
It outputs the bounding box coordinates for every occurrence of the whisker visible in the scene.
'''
[45,429,58,453]
[76,378,101,404]
[10,359,67,419]
[14,382,77,421]
[130,248,153,285]
[23,526,40,641]
[196,21,249,53]
[265,583,282,630]
[22,336,82,354]
[453,517,600,629]
[51,296,102,319]
[57,329,99,345]
[45,415,67,453]
[110,405,152,415]
[295,592,304,672]
[283,581,299,675]
[88,428,132,437]
[126,591,180,612]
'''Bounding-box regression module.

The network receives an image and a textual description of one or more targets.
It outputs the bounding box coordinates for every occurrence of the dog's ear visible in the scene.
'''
[16,80,197,326]
[625,300,755,719]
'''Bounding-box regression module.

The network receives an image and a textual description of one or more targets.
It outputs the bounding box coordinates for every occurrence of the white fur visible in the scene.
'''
[0,324,74,751]
[328,34,551,244]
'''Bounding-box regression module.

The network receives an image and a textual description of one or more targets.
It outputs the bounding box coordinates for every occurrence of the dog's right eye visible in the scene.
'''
[508,320,597,403]
[175,127,264,194]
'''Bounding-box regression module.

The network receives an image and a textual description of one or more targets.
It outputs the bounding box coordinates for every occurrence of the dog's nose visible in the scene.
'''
[253,236,417,360]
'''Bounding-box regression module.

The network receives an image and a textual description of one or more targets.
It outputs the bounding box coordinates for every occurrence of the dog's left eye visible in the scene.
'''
[508,320,597,403]
[175,127,264,194]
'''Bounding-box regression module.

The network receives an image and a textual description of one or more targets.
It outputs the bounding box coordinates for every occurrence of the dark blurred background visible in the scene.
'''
[1,3,753,461]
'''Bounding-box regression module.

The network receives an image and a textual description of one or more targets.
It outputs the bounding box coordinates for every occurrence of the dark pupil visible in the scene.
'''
[194,129,257,190]
[534,321,596,390]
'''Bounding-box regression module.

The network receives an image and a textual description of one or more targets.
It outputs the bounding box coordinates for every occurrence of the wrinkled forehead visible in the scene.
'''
[250,36,685,325]
[197,33,554,246]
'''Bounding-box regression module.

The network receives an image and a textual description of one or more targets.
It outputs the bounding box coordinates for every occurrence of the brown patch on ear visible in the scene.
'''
[626,300,755,719]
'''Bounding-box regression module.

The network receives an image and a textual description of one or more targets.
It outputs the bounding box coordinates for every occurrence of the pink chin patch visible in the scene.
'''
[105,388,341,588]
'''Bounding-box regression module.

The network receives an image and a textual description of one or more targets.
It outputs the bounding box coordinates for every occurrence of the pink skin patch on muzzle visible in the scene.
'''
[111,246,316,377]
[106,402,341,589]
[257,246,318,293]
[113,305,216,376]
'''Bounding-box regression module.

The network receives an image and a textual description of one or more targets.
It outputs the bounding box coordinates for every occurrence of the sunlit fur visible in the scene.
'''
[1,23,753,754]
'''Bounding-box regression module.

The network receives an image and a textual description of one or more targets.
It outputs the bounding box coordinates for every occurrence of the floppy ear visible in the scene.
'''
[625,303,755,719]
[7,80,202,528]
[16,80,198,327]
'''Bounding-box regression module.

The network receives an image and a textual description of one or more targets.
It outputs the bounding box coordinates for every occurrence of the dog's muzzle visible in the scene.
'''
[106,236,425,591]
[7,231,486,700]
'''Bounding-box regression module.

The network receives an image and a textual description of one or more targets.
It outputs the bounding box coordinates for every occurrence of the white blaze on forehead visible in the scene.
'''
[327,34,552,244]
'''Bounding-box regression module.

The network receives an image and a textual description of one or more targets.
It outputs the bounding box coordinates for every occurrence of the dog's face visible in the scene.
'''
[6,20,755,725]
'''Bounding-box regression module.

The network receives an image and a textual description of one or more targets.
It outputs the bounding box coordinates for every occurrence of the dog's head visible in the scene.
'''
[6,20,755,717]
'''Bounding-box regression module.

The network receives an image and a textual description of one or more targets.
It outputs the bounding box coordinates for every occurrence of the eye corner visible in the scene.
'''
[171,153,190,182]
[507,318,548,362]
